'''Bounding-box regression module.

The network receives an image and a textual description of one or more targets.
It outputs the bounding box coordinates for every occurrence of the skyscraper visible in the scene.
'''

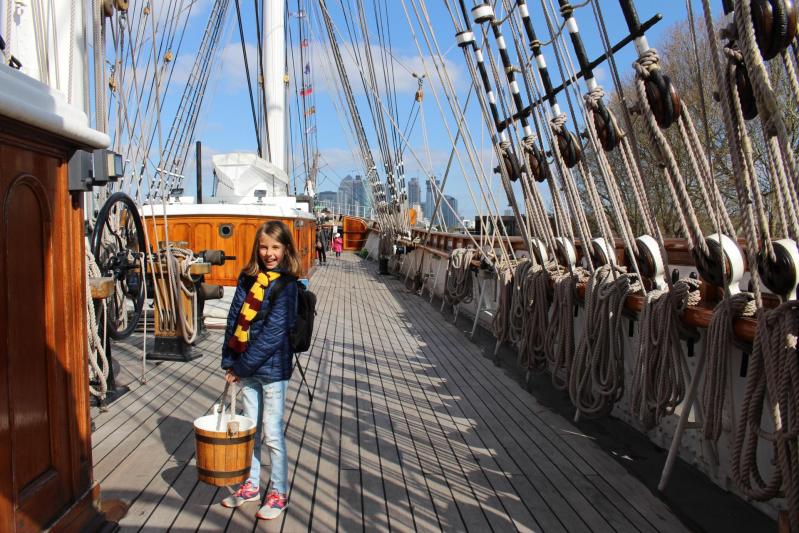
[442,195,460,229]
[352,175,367,208]
[424,176,440,220]
[407,177,421,207]
[337,175,354,212]
[317,190,337,208]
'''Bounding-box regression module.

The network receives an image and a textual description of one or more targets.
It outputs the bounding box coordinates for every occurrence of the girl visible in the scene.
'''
[331,232,343,258]
[220,220,300,520]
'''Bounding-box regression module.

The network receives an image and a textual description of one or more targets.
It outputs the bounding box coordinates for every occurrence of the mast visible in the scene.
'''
[263,0,287,176]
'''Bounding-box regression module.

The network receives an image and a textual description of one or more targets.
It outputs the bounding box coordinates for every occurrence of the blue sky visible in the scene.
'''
[172,1,722,218]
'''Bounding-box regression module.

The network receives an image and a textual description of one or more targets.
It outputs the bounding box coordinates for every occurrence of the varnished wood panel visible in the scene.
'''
[342,216,368,250]
[1,145,74,531]
[147,216,316,286]
[0,118,98,532]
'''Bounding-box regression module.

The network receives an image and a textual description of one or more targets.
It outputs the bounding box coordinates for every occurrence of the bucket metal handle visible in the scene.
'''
[215,381,238,433]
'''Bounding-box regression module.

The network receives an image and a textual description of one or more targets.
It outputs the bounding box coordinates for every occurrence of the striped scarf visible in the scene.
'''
[227,271,281,353]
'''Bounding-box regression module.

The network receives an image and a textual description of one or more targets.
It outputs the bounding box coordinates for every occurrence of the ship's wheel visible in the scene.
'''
[91,192,147,340]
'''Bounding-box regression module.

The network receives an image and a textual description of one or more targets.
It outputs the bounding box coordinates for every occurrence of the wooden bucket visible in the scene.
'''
[194,383,256,487]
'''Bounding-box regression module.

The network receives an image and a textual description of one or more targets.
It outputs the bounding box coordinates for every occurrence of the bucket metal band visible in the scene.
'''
[197,466,250,479]
[195,433,253,445]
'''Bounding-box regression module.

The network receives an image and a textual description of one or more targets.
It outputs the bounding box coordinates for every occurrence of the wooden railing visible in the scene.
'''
[379,228,763,343]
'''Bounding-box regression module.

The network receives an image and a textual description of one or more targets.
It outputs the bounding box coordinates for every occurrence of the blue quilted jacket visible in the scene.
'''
[221,271,297,381]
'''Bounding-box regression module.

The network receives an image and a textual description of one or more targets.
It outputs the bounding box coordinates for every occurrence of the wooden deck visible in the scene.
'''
[93,254,690,532]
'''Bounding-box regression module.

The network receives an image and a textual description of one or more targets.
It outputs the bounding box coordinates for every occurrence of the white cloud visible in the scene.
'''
[302,39,463,98]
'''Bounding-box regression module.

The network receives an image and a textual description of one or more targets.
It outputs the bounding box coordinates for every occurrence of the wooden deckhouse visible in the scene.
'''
[0,64,109,531]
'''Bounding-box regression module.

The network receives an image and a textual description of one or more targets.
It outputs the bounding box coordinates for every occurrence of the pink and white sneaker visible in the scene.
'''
[256,490,288,520]
[221,480,259,508]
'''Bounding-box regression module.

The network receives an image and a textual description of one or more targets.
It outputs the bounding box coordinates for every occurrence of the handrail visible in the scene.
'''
[380,227,763,343]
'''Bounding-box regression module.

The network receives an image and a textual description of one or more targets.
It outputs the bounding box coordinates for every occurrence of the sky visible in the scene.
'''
[167,0,725,219]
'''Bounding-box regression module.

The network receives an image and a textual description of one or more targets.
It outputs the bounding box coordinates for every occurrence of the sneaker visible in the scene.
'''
[256,490,288,520]
[221,480,259,508]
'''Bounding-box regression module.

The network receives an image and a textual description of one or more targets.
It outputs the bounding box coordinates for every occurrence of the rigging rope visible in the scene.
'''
[732,300,799,527]
[569,265,642,419]
[545,266,585,389]
[86,248,109,401]
[444,248,477,306]
[631,278,701,428]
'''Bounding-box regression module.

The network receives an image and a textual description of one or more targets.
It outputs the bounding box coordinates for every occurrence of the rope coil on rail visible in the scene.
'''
[518,263,554,373]
[493,266,515,347]
[509,260,534,347]
[444,248,477,307]
[731,300,799,528]
[631,278,701,428]
[86,247,110,401]
[702,292,758,441]
[545,267,587,390]
[569,265,642,419]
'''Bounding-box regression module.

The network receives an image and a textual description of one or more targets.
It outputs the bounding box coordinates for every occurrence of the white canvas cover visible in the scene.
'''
[212,152,290,201]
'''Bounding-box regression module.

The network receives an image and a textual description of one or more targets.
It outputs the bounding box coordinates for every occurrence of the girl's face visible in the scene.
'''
[258,233,285,270]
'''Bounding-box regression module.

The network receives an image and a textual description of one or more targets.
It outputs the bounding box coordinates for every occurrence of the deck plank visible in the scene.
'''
[403,288,685,533]
[94,254,692,532]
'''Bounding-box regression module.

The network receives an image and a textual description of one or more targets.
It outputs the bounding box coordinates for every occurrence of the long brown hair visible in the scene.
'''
[242,220,302,277]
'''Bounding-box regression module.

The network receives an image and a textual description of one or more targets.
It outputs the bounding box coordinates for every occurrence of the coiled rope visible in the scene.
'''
[731,300,799,528]
[631,278,701,428]
[493,265,515,348]
[444,248,477,307]
[569,265,642,418]
[545,267,582,389]
[702,292,757,440]
[509,259,534,347]
[86,247,109,401]
[518,262,555,373]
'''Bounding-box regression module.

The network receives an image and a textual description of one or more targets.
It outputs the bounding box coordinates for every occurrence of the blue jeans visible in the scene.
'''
[239,377,288,493]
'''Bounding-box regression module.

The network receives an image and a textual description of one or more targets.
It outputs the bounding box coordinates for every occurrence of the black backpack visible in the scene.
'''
[255,277,316,353]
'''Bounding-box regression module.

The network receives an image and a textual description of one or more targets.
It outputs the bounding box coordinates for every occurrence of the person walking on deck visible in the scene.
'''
[332,232,343,258]
[316,228,327,265]
[219,221,300,520]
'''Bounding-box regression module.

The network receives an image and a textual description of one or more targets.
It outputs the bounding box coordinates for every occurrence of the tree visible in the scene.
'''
[584,18,799,239]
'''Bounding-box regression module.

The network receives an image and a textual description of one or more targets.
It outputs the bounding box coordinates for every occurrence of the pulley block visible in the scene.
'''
[757,239,799,300]
[633,234,667,290]
[530,238,549,265]
[498,147,522,182]
[525,143,549,183]
[734,61,759,120]
[751,0,798,61]
[592,100,620,152]
[556,128,583,168]
[644,69,681,129]
[695,233,744,296]
[555,237,577,269]
[590,237,616,267]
